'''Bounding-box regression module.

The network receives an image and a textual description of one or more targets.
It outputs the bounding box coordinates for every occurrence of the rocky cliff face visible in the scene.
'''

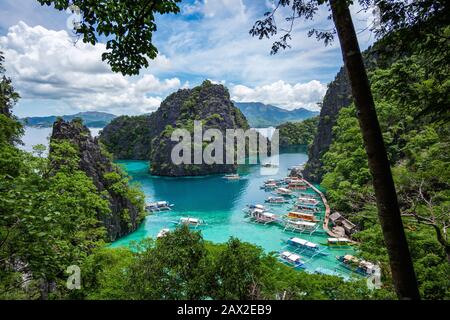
[302,67,352,182]
[50,119,145,241]
[99,115,155,160]
[100,80,251,177]
[302,41,391,182]
[149,80,250,176]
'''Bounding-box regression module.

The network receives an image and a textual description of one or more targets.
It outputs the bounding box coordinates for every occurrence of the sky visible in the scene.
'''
[0,0,378,117]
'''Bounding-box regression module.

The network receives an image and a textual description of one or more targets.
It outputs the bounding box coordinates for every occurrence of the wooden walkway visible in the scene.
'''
[302,179,342,238]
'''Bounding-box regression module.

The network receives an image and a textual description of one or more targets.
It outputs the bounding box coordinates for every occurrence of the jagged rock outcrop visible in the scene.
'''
[302,41,392,182]
[149,80,250,176]
[302,67,352,182]
[50,119,145,241]
[100,80,252,177]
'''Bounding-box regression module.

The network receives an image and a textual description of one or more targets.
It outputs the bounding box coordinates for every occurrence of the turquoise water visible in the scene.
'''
[111,146,357,279]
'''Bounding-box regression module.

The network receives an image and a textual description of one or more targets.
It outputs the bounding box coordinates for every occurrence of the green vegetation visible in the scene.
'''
[277,117,319,147]
[37,0,181,75]
[71,226,393,300]
[320,26,450,299]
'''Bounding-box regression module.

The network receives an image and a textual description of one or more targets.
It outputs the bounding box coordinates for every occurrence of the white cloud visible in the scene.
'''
[231,80,326,110]
[0,22,182,115]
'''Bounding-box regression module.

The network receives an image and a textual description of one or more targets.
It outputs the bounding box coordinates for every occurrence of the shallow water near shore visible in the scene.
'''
[111,146,357,278]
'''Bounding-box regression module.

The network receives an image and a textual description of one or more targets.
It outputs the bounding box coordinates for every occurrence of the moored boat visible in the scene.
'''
[146,201,174,212]
[296,197,320,206]
[157,228,170,239]
[223,173,240,180]
[285,237,328,256]
[265,196,289,204]
[174,217,206,228]
[275,187,294,197]
[282,220,319,234]
[294,203,320,213]
[285,211,319,222]
[336,255,377,276]
[278,251,305,268]
[324,237,353,247]
[248,210,278,224]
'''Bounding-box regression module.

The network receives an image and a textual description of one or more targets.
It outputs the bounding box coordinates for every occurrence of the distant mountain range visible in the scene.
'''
[21,111,117,128]
[233,102,319,127]
[21,102,319,129]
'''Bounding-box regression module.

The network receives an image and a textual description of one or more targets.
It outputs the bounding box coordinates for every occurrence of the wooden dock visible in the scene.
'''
[301,179,354,241]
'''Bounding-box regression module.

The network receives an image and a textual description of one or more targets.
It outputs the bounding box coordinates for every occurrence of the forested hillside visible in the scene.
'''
[317,22,450,298]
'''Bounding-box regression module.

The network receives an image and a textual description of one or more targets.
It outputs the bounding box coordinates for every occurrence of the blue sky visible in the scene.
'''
[0,0,377,117]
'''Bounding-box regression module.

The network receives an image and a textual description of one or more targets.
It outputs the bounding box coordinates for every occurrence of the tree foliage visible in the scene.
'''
[37,0,181,75]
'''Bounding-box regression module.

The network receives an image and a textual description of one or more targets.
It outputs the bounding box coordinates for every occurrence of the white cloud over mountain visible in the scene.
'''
[231,80,326,110]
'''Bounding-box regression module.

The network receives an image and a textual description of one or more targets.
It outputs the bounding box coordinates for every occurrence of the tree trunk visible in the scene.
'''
[329,0,420,300]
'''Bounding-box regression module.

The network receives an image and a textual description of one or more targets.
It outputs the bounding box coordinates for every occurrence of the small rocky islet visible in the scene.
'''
[100,80,263,177]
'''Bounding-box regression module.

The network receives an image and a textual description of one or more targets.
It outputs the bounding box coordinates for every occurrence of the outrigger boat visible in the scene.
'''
[275,187,295,197]
[323,237,353,247]
[287,179,307,190]
[248,210,278,225]
[173,217,206,228]
[265,196,289,205]
[336,255,377,276]
[296,197,320,206]
[282,219,319,234]
[260,182,278,190]
[278,251,306,269]
[294,203,320,213]
[146,201,174,212]
[285,211,319,222]
[223,174,240,180]
[298,191,320,199]
[285,237,328,257]
[243,204,267,215]
[157,228,170,239]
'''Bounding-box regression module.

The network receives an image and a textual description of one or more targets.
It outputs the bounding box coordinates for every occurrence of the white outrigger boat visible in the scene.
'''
[285,237,328,257]
[336,255,377,277]
[294,202,320,213]
[173,217,206,228]
[275,187,295,197]
[248,210,278,225]
[157,228,170,239]
[296,197,320,206]
[265,196,289,205]
[285,211,319,223]
[243,204,267,214]
[146,201,174,212]
[323,237,353,247]
[223,174,240,180]
[282,219,319,234]
[278,251,306,269]
[260,182,278,190]
[298,191,320,199]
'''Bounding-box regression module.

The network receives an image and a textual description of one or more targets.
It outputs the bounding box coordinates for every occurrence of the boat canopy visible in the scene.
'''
[289,211,314,218]
[289,220,316,227]
[157,201,168,206]
[328,237,351,243]
[261,212,276,218]
[290,237,318,248]
[277,187,291,193]
[281,251,302,263]
[181,217,200,224]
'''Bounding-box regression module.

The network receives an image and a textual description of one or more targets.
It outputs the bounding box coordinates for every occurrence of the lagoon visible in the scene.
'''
[112,146,356,278]
[20,127,356,278]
